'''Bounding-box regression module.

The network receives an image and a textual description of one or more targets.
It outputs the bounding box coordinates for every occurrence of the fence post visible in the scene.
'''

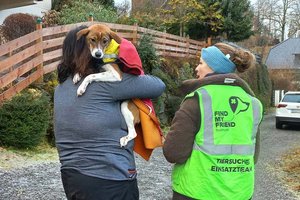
[132,23,138,46]
[195,41,201,59]
[163,29,166,56]
[36,17,43,83]
[88,13,94,22]
[186,35,190,58]
[207,36,212,47]
[8,51,13,87]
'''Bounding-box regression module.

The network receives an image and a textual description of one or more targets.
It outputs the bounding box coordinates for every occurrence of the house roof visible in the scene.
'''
[266,38,300,69]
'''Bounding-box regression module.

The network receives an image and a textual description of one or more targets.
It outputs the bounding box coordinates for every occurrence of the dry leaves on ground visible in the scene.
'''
[278,147,300,194]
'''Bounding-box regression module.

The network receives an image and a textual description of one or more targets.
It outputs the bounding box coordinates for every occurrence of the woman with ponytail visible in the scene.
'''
[163,43,263,200]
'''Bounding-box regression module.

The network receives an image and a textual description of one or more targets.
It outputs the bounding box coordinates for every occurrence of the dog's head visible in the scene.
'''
[76,24,122,59]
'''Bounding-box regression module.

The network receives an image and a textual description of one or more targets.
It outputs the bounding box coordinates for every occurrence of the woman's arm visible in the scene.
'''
[107,73,166,100]
[163,96,200,164]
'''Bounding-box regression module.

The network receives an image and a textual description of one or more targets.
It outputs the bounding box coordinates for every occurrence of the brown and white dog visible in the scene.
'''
[73,24,140,147]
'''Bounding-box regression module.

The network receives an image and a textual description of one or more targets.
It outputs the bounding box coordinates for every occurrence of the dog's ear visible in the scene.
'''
[76,28,90,40]
[109,31,122,44]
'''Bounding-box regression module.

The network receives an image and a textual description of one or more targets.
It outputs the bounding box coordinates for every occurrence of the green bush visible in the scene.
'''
[117,12,166,32]
[137,34,161,73]
[0,89,50,149]
[53,0,114,11]
[239,63,272,110]
[58,0,118,24]
[32,72,58,146]
[178,62,195,83]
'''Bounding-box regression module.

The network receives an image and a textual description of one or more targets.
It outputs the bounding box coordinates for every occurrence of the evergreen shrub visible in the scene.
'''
[0,89,50,149]
[239,63,272,109]
[32,72,58,146]
[137,34,161,73]
[58,0,118,24]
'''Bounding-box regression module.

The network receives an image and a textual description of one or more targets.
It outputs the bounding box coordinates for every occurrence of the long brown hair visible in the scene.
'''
[57,25,100,83]
[214,43,256,73]
[57,25,88,83]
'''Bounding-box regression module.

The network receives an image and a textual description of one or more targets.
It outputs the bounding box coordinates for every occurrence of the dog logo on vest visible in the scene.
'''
[229,96,250,115]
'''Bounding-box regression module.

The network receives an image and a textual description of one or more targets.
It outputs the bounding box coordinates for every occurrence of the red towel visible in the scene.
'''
[118,38,159,124]
[118,39,144,75]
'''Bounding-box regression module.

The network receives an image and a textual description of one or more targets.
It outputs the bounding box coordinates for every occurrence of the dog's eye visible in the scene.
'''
[90,38,96,43]
[103,38,108,44]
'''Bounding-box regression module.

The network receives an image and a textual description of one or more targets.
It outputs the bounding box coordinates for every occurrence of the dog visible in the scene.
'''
[72,24,140,147]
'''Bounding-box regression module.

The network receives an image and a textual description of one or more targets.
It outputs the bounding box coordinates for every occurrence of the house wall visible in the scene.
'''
[0,0,51,24]
[294,54,300,66]
[265,38,300,69]
[0,0,35,10]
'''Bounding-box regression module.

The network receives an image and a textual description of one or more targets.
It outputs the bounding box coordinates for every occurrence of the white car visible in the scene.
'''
[275,91,300,129]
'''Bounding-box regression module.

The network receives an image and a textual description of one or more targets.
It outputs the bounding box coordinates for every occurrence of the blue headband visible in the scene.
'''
[201,46,236,74]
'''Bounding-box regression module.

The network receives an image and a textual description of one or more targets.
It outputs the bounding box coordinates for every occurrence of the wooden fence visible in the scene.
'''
[0,20,207,104]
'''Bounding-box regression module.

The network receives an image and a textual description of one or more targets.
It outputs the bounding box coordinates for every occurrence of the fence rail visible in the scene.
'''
[0,20,207,104]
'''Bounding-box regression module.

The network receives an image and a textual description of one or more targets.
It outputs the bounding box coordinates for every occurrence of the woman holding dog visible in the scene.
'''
[54,26,165,200]
[163,43,263,200]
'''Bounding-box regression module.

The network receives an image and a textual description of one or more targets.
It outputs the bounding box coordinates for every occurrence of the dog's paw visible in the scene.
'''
[120,136,130,147]
[77,83,87,96]
[73,73,81,84]
[120,132,137,147]
[77,88,85,96]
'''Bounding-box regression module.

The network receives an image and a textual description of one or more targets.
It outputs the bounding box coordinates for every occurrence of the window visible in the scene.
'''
[294,54,300,67]
[282,94,300,103]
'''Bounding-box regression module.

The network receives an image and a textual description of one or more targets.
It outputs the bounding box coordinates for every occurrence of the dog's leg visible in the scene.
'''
[73,73,82,84]
[120,101,137,147]
[77,64,122,96]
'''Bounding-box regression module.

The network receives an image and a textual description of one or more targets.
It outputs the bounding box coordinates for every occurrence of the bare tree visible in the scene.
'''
[115,0,131,17]
[275,0,296,41]
[254,0,297,41]
[288,1,300,37]
[254,0,277,38]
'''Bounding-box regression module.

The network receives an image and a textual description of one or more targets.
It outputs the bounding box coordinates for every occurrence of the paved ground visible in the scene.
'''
[0,110,299,200]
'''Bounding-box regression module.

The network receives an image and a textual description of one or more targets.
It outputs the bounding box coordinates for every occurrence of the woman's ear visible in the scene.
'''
[76,28,90,40]
[109,31,122,44]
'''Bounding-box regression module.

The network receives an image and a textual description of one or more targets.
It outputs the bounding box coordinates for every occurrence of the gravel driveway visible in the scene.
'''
[0,110,299,200]
[0,149,172,200]
[252,111,300,200]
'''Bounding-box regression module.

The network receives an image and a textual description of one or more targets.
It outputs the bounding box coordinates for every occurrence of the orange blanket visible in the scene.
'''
[132,99,164,161]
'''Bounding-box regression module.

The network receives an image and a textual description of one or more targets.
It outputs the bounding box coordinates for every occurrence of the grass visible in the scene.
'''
[0,140,58,170]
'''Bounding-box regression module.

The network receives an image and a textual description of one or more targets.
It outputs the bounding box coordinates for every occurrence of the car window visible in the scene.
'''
[282,94,300,103]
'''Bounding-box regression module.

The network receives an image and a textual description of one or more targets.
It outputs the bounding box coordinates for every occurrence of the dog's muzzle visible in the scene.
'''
[94,51,103,59]
[92,49,104,59]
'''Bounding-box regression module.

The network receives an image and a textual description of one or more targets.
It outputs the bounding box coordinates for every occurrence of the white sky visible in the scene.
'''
[250,0,257,5]
[114,0,131,7]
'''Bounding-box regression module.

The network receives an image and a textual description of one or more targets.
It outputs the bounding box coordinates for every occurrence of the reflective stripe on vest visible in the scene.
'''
[193,88,262,155]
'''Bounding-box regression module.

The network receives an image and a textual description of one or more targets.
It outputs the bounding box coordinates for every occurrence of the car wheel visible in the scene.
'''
[276,118,283,129]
